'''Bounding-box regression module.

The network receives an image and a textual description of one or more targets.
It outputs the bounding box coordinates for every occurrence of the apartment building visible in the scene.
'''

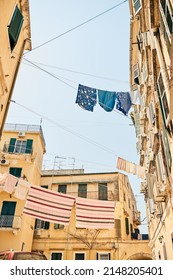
[129,0,173,259]
[0,123,46,251]
[0,0,31,136]
[31,170,151,260]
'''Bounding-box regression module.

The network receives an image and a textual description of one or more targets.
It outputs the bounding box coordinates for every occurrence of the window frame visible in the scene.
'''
[51,252,63,260]
[78,183,87,198]
[74,252,85,260]
[98,183,108,200]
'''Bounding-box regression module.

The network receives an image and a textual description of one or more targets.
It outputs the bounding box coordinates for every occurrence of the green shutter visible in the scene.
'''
[8,6,24,48]
[162,127,172,170]
[8,138,16,153]
[1,201,16,215]
[44,222,50,230]
[25,139,33,154]
[9,167,22,178]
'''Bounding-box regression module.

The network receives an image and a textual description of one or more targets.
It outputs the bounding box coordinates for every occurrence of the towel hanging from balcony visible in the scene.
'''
[2,174,18,194]
[23,185,75,225]
[14,178,31,200]
[76,197,115,229]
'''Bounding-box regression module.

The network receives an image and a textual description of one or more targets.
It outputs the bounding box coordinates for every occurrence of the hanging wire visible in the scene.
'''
[25,0,128,55]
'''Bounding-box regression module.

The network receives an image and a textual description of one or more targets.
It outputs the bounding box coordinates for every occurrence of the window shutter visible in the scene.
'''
[9,167,22,178]
[8,6,24,50]
[25,139,33,154]
[125,217,129,235]
[8,138,16,153]
[133,0,142,14]
[44,222,50,230]
[162,126,172,170]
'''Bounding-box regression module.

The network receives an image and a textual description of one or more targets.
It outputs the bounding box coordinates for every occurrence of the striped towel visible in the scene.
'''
[23,186,75,225]
[116,157,126,171]
[14,178,31,200]
[2,174,18,194]
[76,197,115,229]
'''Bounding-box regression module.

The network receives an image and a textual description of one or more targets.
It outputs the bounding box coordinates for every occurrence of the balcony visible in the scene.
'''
[0,215,22,230]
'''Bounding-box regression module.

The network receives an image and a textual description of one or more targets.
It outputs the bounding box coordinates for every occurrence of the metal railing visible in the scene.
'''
[0,215,22,229]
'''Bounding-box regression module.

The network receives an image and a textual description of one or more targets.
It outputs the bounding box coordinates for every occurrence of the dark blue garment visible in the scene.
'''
[116,92,132,115]
[76,84,97,112]
[98,90,116,112]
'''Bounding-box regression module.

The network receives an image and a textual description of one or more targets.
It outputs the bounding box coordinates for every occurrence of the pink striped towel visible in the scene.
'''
[76,197,115,229]
[2,174,18,194]
[23,186,75,225]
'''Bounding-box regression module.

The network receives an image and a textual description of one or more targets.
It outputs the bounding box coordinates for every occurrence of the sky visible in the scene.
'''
[6,0,148,233]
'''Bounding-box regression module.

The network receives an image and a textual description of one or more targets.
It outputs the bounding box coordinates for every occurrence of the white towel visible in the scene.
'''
[14,178,31,200]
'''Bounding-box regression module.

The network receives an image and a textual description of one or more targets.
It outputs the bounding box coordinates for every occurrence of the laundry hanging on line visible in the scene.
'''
[23,185,75,225]
[75,84,132,115]
[116,157,145,179]
[76,197,115,229]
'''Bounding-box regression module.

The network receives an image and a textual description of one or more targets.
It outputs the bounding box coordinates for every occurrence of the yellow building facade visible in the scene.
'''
[129,0,173,259]
[0,124,151,260]
[0,0,31,136]
[0,123,46,251]
[32,169,151,260]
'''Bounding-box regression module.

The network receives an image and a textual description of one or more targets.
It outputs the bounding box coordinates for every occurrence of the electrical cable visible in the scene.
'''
[25,0,128,55]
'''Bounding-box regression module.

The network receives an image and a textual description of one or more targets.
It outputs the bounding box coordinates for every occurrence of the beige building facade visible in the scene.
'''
[0,0,31,136]
[129,0,173,259]
[32,170,151,260]
[0,123,46,251]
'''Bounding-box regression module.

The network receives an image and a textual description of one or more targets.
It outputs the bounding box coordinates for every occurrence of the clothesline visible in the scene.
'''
[75,84,132,115]
[0,172,115,229]
[116,157,146,180]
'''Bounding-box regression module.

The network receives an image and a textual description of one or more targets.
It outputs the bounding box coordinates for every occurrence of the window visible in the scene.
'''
[58,185,67,194]
[96,253,110,260]
[8,6,24,51]
[157,72,169,126]
[160,0,173,36]
[133,64,140,85]
[9,167,22,178]
[98,183,107,200]
[0,201,16,227]
[51,252,62,260]
[75,253,85,260]
[35,219,49,230]
[8,138,33,154]
[41,185,48,189]
[78,183,87,198]
[133,0,142,14]
[125,217,129,235]
[54,224,64,230]
[162,126,172,170]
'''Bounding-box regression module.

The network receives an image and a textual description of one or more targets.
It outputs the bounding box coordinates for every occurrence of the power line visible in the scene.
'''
[23,58,132,120]
[9,99,122,157]
[25,0,128,54]
[23,60,129,84]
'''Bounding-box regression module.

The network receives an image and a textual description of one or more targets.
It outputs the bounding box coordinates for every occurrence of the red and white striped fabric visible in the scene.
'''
[76,197,115,229]
[23,186,75,225]
[116,157,126,171]
[2,174,18,194]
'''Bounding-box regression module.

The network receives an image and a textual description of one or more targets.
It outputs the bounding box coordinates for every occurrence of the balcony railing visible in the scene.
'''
[0,215,22,229]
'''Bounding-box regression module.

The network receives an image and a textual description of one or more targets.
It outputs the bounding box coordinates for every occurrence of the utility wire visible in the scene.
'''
[23,58,132,120]
[25,0,128,55]
[23,60,129,84]
[9,100,122,157]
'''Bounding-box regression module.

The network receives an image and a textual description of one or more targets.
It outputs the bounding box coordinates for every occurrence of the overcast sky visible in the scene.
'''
[6,0,148,233]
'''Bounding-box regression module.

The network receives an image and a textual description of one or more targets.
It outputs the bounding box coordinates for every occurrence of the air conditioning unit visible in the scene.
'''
[0,159,10,166]
[18,131,25,137]
[34,229,41,236]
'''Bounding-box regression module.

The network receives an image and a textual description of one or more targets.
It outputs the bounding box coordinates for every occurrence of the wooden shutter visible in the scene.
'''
[25,139,33,154]
[44,222,50,230]
[8,6,24,50]
[125,217,129,235]
[8,138,16,153]
[9,167,22,178]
